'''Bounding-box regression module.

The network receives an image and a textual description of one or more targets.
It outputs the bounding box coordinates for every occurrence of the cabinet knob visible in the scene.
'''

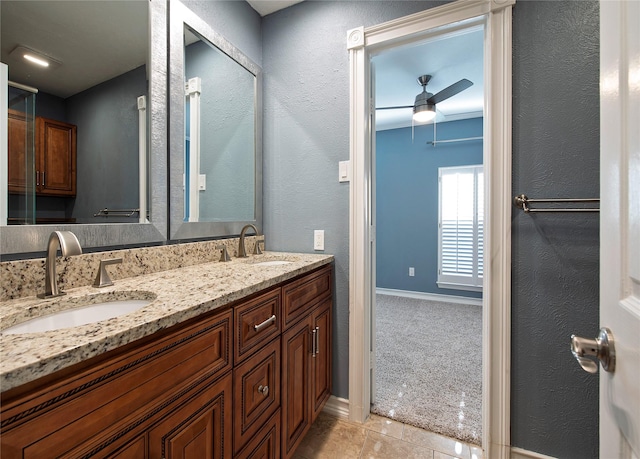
[257,385,269,396]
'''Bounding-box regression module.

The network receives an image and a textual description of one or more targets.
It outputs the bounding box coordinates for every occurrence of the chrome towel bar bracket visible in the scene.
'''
[514,194,600,213]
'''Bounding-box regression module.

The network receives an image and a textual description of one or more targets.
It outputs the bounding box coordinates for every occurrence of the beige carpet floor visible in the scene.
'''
[371,293,482,445]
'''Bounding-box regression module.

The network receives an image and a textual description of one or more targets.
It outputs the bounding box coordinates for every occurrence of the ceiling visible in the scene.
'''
[1,1,147,99]
[246,0,304,17]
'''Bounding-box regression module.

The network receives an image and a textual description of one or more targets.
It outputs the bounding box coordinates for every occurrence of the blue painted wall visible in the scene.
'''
[376,118,482,298]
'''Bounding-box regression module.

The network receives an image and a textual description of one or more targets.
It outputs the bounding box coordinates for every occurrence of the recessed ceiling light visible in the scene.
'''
[10,46,61,70]
[23,53,50,67]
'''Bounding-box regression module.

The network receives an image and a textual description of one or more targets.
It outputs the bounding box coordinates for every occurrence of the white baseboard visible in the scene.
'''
[322,395,349,420]
[511,447,557,459]
[376,288,483,307]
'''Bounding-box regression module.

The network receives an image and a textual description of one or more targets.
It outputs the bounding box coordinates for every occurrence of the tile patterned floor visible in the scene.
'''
[293,412,483,459]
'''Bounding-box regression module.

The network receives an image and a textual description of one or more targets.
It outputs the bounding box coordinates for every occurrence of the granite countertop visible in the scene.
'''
[0,252,333,392]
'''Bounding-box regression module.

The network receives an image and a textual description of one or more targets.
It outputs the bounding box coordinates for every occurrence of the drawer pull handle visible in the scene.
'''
[254,314,276,332]
[258,385,269,396]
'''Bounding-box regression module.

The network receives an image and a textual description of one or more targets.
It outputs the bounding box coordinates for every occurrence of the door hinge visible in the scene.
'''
[369,351,375,369]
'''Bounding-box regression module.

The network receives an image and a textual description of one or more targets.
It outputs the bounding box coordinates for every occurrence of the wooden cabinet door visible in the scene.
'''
[37,116,76,196]
[148,372,233,459]
[281,317,311,458]
[311,300,332,422]
[7,109,29,192]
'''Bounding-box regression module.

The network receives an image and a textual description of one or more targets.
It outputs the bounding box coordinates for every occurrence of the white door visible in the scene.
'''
[599,1,640,458]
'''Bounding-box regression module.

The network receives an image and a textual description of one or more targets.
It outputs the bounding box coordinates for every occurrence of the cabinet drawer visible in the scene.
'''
[282,266,332,328]
[0,310,232,458]
[233,338,281,454]
[234,289,281,364]
[236,409,280,459]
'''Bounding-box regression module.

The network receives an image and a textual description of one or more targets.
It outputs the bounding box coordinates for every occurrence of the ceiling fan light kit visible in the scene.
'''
[413,102,436,123]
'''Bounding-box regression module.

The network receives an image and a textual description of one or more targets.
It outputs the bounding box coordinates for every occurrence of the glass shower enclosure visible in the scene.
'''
[6,81,37,224]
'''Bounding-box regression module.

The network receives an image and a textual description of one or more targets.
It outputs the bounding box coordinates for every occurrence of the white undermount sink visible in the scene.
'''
[2,293,156,335]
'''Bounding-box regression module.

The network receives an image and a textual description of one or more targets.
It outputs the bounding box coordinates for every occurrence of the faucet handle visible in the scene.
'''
[93,258,123,288]
[216,245,231,262]
[253,237,265,255]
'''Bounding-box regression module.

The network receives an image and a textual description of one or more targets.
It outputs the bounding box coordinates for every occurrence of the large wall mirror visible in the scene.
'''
[0,0,167,255]
[169,0,262,240]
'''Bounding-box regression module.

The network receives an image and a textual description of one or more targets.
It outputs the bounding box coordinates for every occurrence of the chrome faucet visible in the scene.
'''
[38,231,83,299]
[238,224,259,258]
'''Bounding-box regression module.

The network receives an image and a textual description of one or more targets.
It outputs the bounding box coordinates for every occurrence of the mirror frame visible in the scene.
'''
[0,0,167,257]
[169,0,262,240]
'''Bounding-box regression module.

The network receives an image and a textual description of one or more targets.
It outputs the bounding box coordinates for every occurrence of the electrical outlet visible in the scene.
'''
[314,230,325,251]
[409,267,415,277]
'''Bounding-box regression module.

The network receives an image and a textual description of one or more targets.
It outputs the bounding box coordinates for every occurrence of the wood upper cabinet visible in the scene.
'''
[7,112,76,196]
[36,116,76,196]
[7,110,29,192]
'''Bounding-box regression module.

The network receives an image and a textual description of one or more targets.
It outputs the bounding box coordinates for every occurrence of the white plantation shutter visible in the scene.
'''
[438,165,483,291]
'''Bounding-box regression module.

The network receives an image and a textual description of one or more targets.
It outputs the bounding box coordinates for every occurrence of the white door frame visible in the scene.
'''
[347,1,514,457]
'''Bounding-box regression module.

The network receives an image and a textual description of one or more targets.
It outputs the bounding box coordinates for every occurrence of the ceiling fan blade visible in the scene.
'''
[426,79,473,105]
[375,105,413,110]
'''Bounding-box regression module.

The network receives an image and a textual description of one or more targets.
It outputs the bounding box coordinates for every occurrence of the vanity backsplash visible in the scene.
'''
[0,236,261,302]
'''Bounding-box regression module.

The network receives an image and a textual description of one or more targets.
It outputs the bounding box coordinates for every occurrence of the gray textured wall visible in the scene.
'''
[185,40,255,222]
[511,1,600,458]
[262,0,448,405]
[263,0,599,457]
[181,0,262,67]
[66,66,147,223]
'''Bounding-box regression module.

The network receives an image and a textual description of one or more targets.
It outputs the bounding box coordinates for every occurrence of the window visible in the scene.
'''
[438,165,483,292]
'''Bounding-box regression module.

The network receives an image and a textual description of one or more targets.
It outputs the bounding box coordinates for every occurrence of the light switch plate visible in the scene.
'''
[198,174,206,191]
[314,230,325,251]
[339,160,351,182]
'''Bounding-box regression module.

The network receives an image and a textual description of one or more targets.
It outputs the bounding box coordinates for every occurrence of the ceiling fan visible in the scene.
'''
[376,74,473,123]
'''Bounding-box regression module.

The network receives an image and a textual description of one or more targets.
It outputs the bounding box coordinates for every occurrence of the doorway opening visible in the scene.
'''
[347,1,513,456]
[371,23,484,446]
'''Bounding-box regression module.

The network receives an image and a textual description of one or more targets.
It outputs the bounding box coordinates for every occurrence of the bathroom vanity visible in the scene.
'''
[0,253,333,459]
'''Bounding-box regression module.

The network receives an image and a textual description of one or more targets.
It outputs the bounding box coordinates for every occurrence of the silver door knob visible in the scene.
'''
[570,327,615,374]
